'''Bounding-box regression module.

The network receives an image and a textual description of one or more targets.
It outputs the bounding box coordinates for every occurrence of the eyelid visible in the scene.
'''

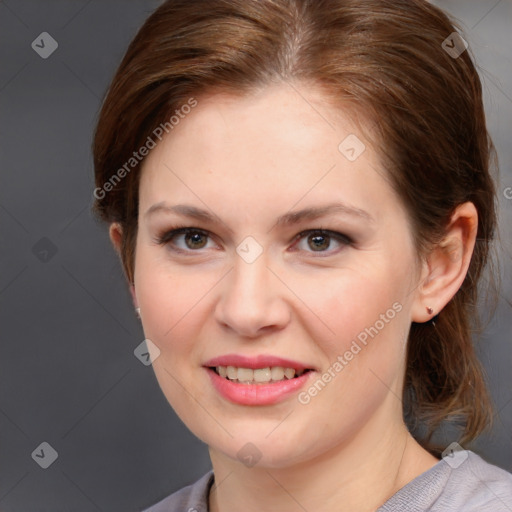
[153,225,353,254]
[291,228,353,245]
[152,226,218,253]
[153,226,210,245]
[289,228,353,255]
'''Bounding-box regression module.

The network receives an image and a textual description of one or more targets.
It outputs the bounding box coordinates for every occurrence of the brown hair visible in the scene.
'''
[93,0,498,454]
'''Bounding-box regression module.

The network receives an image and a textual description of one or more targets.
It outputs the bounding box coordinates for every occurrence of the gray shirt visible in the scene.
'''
[143,450,512,511]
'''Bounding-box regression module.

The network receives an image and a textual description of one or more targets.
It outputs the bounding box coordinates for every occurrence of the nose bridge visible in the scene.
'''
[228,252,271,310]
[215,248,289,335]
[231,233,272,295]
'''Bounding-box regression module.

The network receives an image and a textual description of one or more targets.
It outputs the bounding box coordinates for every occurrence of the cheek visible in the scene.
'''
[134,247,215,346]
[295,262,407,350]
[134,253,213,422]
[292,259,411,405]
[296,277,408,434]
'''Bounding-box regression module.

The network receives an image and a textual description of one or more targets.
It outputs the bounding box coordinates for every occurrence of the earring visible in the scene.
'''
[135,307,141,319]
[426,306,437,327]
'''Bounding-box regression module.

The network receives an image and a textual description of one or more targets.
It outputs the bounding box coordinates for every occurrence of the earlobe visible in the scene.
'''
[411,202,478,323]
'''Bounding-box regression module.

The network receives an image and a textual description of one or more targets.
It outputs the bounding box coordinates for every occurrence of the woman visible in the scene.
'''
[92,0,512,510]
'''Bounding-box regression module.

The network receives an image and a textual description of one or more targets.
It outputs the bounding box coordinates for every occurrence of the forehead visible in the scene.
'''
[138,83,402,226]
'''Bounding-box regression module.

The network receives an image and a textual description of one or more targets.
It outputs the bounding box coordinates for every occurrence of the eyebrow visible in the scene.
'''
[144,201,374,229]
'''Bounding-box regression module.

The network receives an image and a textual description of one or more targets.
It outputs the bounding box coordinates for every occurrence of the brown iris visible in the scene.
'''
[307,232,331,251]
[185,231,208,249]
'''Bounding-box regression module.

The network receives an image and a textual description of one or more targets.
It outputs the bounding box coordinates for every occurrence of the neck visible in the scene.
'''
[208,413,438,512]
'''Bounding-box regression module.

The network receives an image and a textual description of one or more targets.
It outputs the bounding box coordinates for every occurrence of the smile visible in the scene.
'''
[212,365,310,384]
[205,368,315,405]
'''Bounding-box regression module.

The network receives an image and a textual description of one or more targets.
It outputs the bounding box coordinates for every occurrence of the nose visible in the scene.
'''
[214,253,291,338]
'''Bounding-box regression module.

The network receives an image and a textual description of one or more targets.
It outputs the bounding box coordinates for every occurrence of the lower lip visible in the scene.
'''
[205,367,313,405]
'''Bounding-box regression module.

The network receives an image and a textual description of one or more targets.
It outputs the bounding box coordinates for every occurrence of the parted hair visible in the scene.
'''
[93,0,499,455]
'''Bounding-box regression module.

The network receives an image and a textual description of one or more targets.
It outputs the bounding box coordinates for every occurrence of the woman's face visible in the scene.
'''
[134,82,422,468]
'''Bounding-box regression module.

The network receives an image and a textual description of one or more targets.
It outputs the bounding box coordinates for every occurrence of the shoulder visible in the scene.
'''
[378,450,512,512]
[142,470,214,512]
[433,450,512,511]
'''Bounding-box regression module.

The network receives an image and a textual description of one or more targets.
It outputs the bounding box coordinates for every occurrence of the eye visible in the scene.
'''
[153,226,216,252]
[153,226,353,256]
[291,229,352,255]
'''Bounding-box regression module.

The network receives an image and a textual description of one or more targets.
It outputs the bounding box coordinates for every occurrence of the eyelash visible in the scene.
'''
[152,225,353,256]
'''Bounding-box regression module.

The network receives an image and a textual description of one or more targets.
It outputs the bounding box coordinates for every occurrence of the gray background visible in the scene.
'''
[0,1,510,511]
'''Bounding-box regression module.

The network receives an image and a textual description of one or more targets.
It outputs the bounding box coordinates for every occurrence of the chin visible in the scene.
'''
[199,418,325,469]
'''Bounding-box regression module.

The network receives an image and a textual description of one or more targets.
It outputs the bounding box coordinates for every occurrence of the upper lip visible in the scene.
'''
[203,354,315,371]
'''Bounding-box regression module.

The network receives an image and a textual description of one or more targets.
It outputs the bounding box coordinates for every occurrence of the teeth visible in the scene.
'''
[226,366,237,379]
[254,367,272,383]
[271,366,285,380]
[284,368,296,379]
[237,367,253,382]
[214,365,308,384]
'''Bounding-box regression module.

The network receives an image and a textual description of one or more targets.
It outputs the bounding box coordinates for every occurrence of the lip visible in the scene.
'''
[203,354,314,371]
[205,367,314,405]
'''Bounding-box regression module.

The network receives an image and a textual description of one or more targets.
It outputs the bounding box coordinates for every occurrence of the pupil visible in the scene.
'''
[309,234,329,251]
[186,232,206,249]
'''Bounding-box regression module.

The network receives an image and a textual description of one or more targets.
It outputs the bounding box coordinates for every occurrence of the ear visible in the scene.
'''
[109,222,138,308]
[109,222,123,253]
[411,202,478,323]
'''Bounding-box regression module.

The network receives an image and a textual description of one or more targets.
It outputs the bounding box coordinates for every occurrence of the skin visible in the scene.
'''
[110,82,478,512]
